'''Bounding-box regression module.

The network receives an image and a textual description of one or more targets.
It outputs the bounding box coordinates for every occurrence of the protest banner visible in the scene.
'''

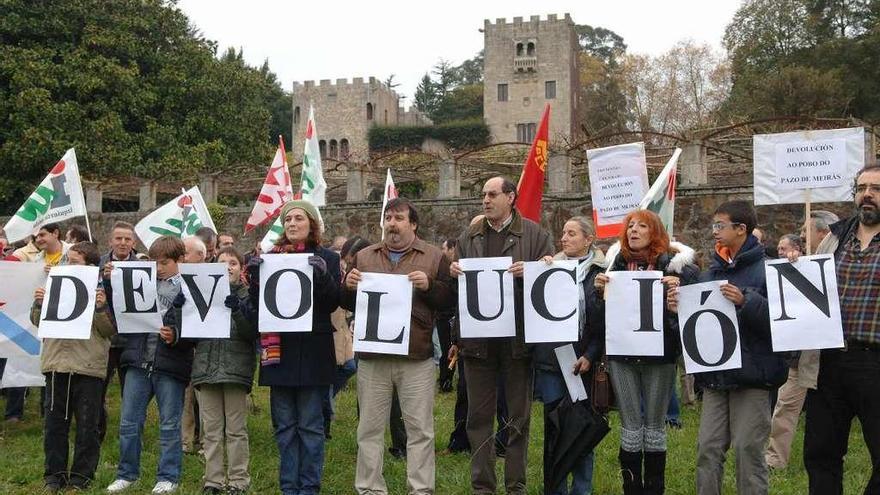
[179,263,232,338]
[0,262,46,358]
[765,254,845,352]
[353,273,412,355]
[604,270,664,356]
[523,260,579,343]
[259,253,313,333]
[110,261,162,334]
[0,357,45,388]
[457,257,516,339]
[587,142,649,238]
[38,265,99,340]
[676,280,742,374]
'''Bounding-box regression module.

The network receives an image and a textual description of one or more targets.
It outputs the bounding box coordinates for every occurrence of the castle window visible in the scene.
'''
[545,81,556,99]
[517,123,537,143]
[329,139,338,159]
[497,83,508,102]
[527,42,536,56]
[384,109,388,124]
[516,42,524,56]
[319,140,327,158]
[293,106,301,125]
[340,139,349,159]
[366,102,374,120]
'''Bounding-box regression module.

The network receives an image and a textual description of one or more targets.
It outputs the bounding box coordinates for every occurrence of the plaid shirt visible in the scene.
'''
[837,231,880,345]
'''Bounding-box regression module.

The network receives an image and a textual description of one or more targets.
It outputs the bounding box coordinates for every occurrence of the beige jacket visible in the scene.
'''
[796,231,838,389]
[31,303,116,379]
[331,308,354,365]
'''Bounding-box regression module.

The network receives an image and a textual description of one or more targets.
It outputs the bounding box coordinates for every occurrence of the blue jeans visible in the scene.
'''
[115,367,186,483]
[535,370,595,495]
[270,386,326,495]
[667,381,680,422]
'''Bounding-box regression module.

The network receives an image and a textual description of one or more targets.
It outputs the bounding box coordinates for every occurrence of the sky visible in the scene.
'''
[177,0,742,105]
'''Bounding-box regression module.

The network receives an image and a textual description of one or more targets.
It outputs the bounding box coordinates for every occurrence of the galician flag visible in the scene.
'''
[640,148,681,236]
[135,186,216,249]
[380,168,398,240]
[516,104,550,222]
[3,148,88,243]
[245,136,293,233]
[0,261,46,387]
[300,105,327,206]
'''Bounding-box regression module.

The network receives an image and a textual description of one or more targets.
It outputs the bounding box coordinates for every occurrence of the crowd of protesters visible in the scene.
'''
[1,167,879,495]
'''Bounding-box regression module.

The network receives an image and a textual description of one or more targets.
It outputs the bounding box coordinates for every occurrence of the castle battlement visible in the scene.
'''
[296,77,385,91]
[483,13,572,29]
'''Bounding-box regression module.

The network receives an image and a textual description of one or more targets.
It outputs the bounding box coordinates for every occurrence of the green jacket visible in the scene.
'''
[190,282,258,391]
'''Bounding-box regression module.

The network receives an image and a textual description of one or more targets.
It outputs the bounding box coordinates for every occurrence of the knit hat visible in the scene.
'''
[279,199,325,233]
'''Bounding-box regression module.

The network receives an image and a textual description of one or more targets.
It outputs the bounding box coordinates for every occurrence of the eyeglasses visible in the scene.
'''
[854,184,880,195]
[711,222,744,232]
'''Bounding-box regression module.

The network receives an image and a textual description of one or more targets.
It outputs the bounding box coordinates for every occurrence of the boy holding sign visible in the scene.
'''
[107,236,194,495]
[31,242,115,492]
[679,201,786,495]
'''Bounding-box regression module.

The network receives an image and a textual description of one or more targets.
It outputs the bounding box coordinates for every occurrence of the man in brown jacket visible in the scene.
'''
[341,197,453,495]
[449,176,554,495]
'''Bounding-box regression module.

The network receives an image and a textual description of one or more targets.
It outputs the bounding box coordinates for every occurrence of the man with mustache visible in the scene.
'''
[342,197,454,494]
[801,165,880,494]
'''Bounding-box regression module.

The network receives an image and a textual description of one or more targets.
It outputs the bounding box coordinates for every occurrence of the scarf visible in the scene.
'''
[564,251,594,336]
[260,241,308,366]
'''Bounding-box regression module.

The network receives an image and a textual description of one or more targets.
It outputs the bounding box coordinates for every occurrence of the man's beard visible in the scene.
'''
[859,200,880,226]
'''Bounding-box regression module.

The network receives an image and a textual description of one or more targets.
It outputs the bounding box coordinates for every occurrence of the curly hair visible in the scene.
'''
[618,210,670,264]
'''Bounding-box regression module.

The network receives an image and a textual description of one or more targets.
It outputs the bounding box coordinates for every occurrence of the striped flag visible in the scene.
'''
[640,148,681,236]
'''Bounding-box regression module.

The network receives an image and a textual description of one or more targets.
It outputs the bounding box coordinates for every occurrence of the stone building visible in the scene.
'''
[291,77,431,163]
[482,14,580,144]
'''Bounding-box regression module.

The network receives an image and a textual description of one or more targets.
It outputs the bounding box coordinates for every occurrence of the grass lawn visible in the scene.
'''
[0,376,873,494]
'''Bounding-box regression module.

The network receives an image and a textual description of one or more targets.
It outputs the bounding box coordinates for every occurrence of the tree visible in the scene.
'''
[431,84,483,124]
[0,0,276,210]
[573,25,631,135]
[384,74,400,89]
[454,51,484,84]
[413,73,439,116]
[576,25,627,64]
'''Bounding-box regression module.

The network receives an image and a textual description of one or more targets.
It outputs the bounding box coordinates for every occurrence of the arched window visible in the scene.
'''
[366,102,374,120]
[516,42,524,56]
[527,42,535,56]
[293,106,301,125]
[328,139,338,159]
[340,139,349,159]
[319,140,327,159]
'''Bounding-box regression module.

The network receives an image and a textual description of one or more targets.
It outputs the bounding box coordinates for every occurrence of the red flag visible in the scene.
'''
[245,136,293,233]
[516,104,550,223]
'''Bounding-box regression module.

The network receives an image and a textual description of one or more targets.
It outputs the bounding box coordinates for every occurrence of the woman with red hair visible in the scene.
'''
[591,209,699,495]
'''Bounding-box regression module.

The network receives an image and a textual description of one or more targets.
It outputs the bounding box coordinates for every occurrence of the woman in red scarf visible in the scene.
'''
[246,200,340,495]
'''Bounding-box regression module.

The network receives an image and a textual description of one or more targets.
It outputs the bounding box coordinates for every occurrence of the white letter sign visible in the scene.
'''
[353,273,412,355]
[259,253,314,333]
[457,257,516,338]
[765,254,844,351]
[754,127,865,205]
[524,260,579,343]
[179,263,231,338]
[676,280,742,374]
[605,271,664,356]
[110,261,162,334]
[39,265,99,340]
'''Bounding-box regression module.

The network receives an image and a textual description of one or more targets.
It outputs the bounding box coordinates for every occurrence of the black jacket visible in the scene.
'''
[695,236,788,390]
[589,242,700,365]
[258,246,340,388]
[119,298,195,383]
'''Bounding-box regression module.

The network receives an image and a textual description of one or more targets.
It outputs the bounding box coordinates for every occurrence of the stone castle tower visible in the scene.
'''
[291,77,431,163]
[482,14,579,144]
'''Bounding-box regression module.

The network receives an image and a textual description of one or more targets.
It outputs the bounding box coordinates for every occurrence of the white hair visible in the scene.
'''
[184,236,207,257]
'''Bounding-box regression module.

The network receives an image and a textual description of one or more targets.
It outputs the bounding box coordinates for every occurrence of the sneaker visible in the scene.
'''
[106,479,133,493]
[151,481,179,494]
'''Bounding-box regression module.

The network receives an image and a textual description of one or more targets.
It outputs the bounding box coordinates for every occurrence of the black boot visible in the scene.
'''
[619,448,643,495]
[643,451,667,495]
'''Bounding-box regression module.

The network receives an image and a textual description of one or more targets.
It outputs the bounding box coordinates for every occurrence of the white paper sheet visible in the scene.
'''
[258,253,314,333]
[353,273,412,355]
[676,280,743,374]
[110,261,163,334]
[457,257,516,338]
[523,260,579,343]
[179,263,232,339]
[38,265,99,340]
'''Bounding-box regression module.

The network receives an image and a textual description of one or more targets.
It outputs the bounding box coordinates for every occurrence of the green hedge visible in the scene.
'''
[368,120,491,151]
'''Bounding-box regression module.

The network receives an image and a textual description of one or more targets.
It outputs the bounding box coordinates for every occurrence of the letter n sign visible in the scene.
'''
[676,280,742,374]
[765,254,844,351]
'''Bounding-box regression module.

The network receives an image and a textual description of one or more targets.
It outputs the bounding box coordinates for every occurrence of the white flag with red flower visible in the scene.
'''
[245,137,293,234]
[3,148,88,243]
[134,186,216,249]
[640,148,681,237]
[300,106,327,207]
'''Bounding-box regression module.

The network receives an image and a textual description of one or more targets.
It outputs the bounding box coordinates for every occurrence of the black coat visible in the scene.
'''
[120,303,194,383]
[695,236,788,390]
[257,246,340,388]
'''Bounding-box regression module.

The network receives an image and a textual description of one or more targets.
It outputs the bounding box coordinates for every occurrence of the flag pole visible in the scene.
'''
[80,183,94,242]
